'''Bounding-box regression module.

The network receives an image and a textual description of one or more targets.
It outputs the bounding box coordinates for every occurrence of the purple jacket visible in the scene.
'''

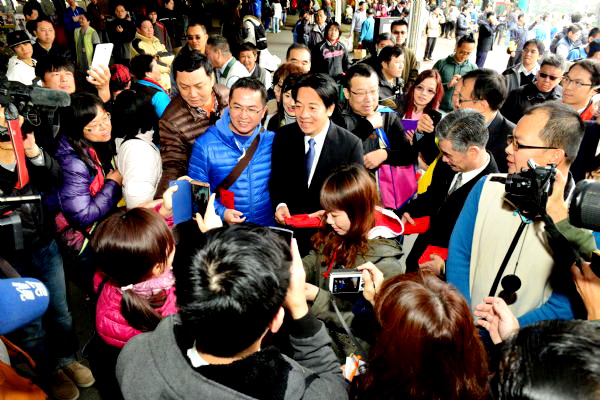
[53,135,121,228]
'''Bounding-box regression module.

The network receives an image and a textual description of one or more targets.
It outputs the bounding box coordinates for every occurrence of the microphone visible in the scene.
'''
[30,87,71,108]
[0,278,49,335]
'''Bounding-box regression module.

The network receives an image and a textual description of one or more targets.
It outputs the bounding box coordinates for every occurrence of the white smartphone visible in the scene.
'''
[91,43,113,69]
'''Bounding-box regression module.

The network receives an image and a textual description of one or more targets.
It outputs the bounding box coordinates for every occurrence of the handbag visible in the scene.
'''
[375,128,418,209]
[55,147,105,257]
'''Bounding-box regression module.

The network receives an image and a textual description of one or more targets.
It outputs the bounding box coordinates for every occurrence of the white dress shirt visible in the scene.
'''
[447,152,491,194]
[305,120,330,187]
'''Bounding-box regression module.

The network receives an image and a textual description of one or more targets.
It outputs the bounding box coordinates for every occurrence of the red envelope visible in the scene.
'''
[403,216,430,235]
[418,245,449,265]
[285,214,324,228]
[219,188,235,210]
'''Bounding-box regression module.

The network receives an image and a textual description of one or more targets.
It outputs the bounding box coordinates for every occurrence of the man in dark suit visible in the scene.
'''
[396,110,498,272]
[270,73,363,240]
[476,12,498,68]
[455,68,514,172]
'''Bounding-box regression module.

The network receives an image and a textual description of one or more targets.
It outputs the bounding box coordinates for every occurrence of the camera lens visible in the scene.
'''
[570,180,600,231]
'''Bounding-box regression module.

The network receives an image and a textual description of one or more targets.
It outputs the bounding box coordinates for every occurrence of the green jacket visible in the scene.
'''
[303,238,404,358]
[433,54,477,112]
[401,46,419,89]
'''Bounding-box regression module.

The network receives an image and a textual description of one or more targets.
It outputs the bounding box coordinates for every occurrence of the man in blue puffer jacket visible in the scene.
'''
[188,77,275,226]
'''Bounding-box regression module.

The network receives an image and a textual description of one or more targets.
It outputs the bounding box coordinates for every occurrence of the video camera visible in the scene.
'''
[0,78,71,137]
[504,159,557,219]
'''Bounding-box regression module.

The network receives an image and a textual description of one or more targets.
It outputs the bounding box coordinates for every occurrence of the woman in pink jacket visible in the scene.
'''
[91,207,177,348]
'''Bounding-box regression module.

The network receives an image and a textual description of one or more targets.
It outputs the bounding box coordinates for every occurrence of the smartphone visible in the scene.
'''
[91,43,113,69]
[191,180,210,216]
[426,109,442,126]
[268,226,294,245]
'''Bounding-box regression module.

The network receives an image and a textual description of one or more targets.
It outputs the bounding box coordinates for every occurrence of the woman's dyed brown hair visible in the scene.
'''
[312,165,378,268]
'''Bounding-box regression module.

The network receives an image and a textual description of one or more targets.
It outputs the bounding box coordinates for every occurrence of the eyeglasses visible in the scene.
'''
[506,135,557,151]
[498,274,521,305]
[414,85,437,95]
[457,95,479,105]
[84,112,111,133]
[230,105,264,115]
[538,72,561,81]
[186,35,203,40]
[349,89,378,98]
[561,75,595,89]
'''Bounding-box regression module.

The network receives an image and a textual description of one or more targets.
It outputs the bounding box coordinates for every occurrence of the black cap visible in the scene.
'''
[7,30,31,48]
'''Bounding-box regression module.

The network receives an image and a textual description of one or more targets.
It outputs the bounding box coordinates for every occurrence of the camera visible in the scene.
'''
[329,269,364,294]
[505,159,557,218]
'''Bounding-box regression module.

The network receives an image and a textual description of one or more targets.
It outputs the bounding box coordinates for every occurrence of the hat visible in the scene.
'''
[7,30,31,48]
[589,39,600,57]
[109,64,131,90]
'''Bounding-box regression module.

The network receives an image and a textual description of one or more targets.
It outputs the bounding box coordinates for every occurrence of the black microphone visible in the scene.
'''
[29,87,71,108]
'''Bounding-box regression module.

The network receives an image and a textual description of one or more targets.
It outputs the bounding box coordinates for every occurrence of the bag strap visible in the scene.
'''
[330,297,368,358]
[216,131,261,193]
[488,220,528,297]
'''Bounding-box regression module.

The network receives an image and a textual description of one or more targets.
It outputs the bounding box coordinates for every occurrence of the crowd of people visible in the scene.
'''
[1,0,600,399]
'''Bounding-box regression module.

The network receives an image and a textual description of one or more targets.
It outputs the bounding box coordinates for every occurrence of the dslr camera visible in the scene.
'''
[329,269,364,294]
[505,159,557,219]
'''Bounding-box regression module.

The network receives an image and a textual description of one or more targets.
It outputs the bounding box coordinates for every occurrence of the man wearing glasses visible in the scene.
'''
[445,102,596,327]
[455,69,514,172]
[560,60,600,121]
[179,21,208,55]
[501,55,564,124]
[188,77,274,225]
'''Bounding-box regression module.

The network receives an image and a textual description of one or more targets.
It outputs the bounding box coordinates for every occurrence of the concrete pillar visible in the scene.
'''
[407,0,424,52]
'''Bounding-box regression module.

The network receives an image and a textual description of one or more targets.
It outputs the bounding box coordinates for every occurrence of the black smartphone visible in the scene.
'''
[268,226,294,245]
[191,180,210,216]
[426,109,442,126]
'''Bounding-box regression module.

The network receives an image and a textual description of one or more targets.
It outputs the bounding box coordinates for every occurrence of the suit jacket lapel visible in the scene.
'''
[309,121,335,190]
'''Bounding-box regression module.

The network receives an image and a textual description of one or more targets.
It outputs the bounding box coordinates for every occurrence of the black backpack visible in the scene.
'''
[243,15,268,50]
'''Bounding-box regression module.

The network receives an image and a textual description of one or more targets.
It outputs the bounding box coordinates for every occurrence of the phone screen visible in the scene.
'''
[191,181,210,216]
[426,109,442,126]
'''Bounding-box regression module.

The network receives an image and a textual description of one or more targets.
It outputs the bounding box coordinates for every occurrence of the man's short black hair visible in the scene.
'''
[568,24,582,34]
[292,73,338,109]
[172,50,214,77]
[523,38,545,55]
[34,17,53,31]
[568,59,600,90]
[344,63,377,89]
[457,33,476,47]
[485,11,495,19]
[571,12,582,23]
[230,77,267,106]
[589,27,600,40]
[286,43,311,60]
[239,42,258,56]
[35,55,75,79]
[524,101,584,164]
[23,1,42,17]
[377,45,403,65]
[187,19,207,33]
[461,68,507,111]
[129,54,154,80]
[174,225,291,358]
[390,19,408,30]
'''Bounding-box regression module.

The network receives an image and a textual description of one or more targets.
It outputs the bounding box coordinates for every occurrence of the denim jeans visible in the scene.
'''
[7,239,79,375]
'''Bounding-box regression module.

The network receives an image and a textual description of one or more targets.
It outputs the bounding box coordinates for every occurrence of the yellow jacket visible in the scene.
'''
[130,32,174,90]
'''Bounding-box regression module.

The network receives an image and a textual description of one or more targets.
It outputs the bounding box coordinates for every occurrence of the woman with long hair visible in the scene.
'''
[303,165,404,358]
[53,93,122,288]
[354,269,489,400]
[403,69,444,165]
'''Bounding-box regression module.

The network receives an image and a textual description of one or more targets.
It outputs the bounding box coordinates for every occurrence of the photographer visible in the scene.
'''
[0,106,93,399]
[116,225,347,400]
[446,101,596,327]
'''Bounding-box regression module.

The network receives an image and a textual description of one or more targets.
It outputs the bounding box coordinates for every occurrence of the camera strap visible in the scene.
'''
[330,297,368,358]
[488,220,527,297]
